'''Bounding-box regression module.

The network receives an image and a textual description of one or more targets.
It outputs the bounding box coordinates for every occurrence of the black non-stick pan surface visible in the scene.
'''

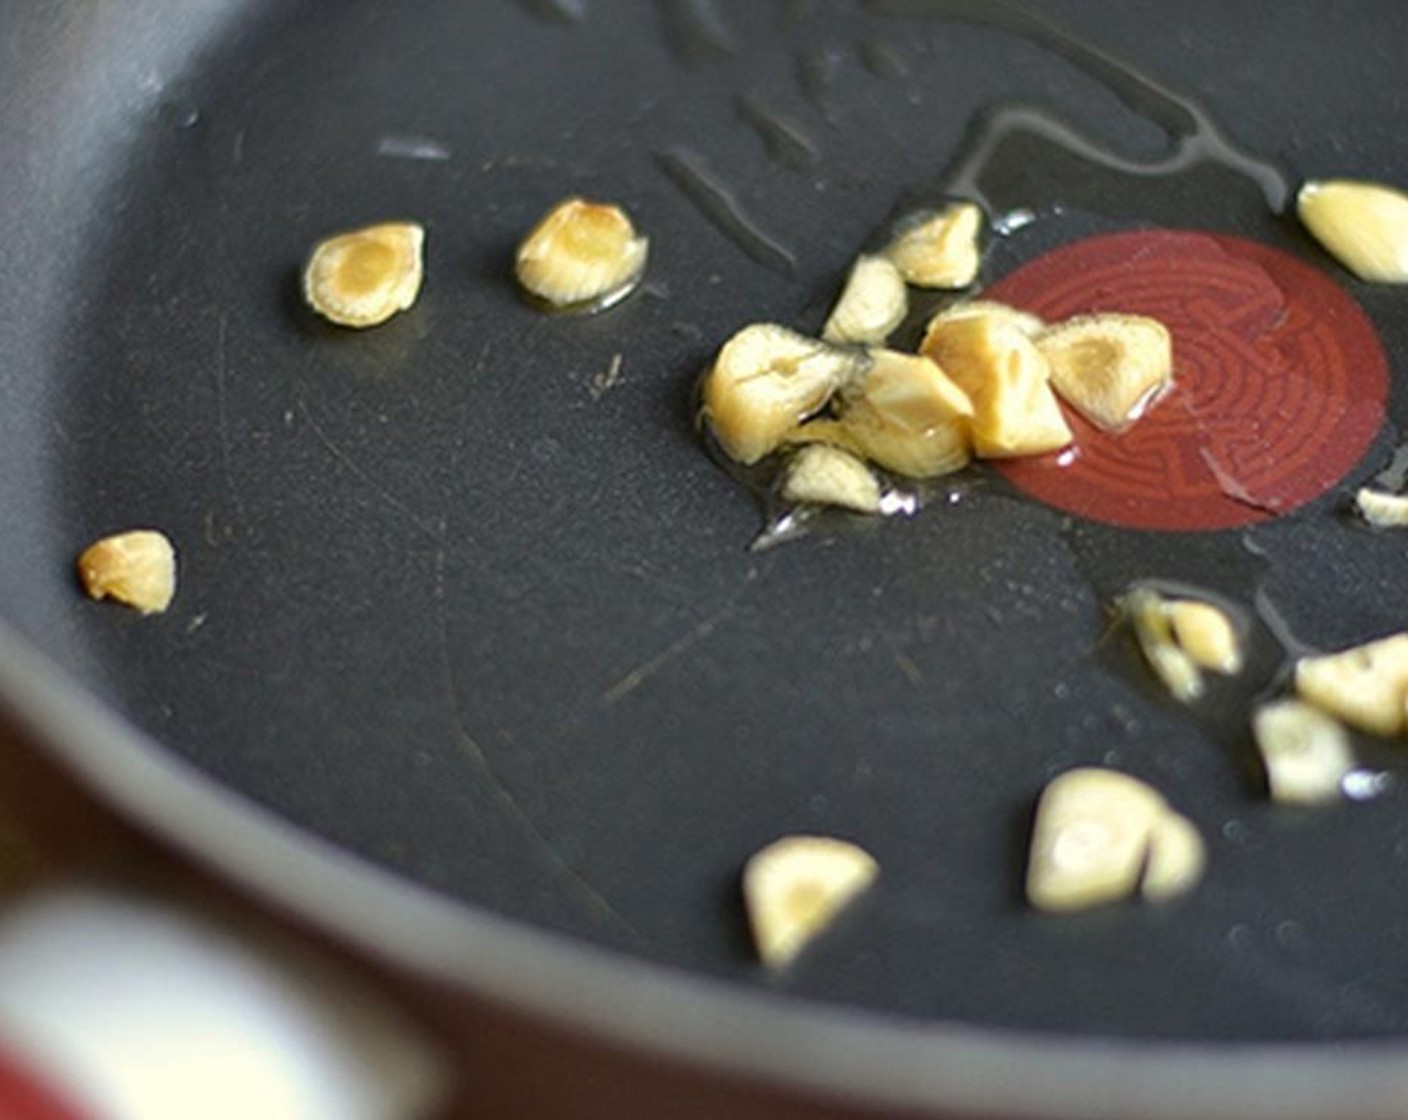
[6,0,1408,1105]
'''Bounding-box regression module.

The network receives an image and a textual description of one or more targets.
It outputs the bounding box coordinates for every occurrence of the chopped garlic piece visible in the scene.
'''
[77,530,177,615]
[822,255,908,345]
[1126,588,1204,703]
[515,197,649,312]
[1356,488,1408,527]
[743,835,878,968]
[1141,812,1206,902]
[883,202,983,289]
[781,445,882,513]
[791,412,973,481]
[845,349,975,432]
[702,324,867,465]
[1297,179,1408,283]
[789,349,974,478]
[920,315,1071,459]
[1253,699,1354,805]
[303,222,425,329]
[1027,768,1192,913]
[1295,632,1408,737]
[1166,599,1242,675]
[926,300,1045,338]
[1037,313,1172,432]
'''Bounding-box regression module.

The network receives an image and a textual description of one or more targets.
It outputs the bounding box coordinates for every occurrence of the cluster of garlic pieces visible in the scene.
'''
[743,599,1408,963]
[1096,586,1408,906]
[701,201,1174,516]
[736,590,1226,961]
[734,179,1408,960]
[298,197,650,329]
[741,767,1205,968]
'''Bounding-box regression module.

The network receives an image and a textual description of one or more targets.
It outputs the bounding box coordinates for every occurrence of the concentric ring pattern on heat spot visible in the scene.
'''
[986,231,1387,532]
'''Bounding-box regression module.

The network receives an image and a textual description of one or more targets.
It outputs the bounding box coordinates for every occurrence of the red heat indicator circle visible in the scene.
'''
[985,230,1388,532]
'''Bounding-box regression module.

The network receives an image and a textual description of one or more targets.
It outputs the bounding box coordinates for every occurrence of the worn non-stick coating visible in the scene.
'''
[5,0,1408,1047]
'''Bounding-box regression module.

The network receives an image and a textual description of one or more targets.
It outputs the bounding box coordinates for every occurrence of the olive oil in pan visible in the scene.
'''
[737,96,821,172]
[657,148,799,275]
[662,0,736,65]
[878,0,1292,211]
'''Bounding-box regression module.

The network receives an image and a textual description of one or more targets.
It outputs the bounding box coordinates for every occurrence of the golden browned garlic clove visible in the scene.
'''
[883,202,984,289]
[1026,768,1190,913]
[515,197,649,312]
[1253,699,1355,806]
[845,349,975,432]
[1295,632,1408,737]
[303,222,426,328]
[919,315,1072,459]
[77,530,177,615]
[925,299,1045,339]
[743,835,878,968]
[1037,313,1173,432]
[821,255,908,345]
[1297,179,1408,283]
[781,445,883,513]
[1166,599,1243,676]
[702,323,867,465]
[815,349,974,478]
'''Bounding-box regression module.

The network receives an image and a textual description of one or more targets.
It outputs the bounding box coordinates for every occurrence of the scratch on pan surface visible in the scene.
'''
[526,540,696,602]
[601,605,736,706]
[431,544,645,942]
[882,632,924,686]
[296,396,446,540]
[213,312,234,496]
[375,134,452,162]
[656,147,797,274]
[588,352,625,400]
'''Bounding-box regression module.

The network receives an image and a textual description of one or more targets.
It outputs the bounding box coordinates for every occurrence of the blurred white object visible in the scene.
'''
[0,887,445,1120]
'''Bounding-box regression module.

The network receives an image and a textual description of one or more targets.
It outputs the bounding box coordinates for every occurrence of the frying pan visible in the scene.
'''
[5,0,1408,1115]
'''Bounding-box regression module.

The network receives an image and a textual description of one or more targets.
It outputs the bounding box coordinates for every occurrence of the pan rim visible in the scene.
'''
[2,621,1407,1120]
